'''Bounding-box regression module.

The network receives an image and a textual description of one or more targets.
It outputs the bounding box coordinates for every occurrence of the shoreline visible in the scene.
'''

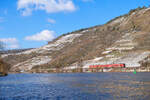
[8,67,150,74]
[0,73,8,77]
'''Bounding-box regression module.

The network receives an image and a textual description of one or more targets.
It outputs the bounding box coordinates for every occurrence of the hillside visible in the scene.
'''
[2,6,150,73]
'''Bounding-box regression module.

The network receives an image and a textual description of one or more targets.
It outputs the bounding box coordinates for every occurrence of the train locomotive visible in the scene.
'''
[89,64,125,69]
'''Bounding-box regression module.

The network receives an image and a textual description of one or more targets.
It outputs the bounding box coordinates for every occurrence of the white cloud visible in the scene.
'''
[17,0,76,16]
[48,18,56,24]
[25,30,55,41]
[0,38,19,49]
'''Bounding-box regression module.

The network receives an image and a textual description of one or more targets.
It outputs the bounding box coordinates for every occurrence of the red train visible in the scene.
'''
[89,64,125,68]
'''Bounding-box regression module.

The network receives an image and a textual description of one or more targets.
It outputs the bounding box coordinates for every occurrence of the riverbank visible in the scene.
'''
[0,72,7,77]
[9,67,150,73]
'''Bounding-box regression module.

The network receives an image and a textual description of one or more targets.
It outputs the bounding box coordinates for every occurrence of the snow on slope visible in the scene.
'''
[2,34,82,56]
[12,56,51,71]
[2,34,82,72]
[114,52,150,67]
[41,34,82,51]
[82,52,150,68]
[82,31,150,68]
[111,17,126,25]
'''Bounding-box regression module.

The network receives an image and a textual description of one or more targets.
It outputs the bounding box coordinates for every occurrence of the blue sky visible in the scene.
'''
[0,0,149,49]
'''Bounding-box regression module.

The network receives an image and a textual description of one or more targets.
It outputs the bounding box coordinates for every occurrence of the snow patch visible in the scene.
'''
[1,54,11,58]
[106,47,134,50]
[81,30,89,33]
[119,43,136,46]
[64,66,78,70]
[93,57,103,61]
[116,39,133,43]
[106,55,114,58]
[12,56,51,71]
[111,17,125,25]
[102,50,112,54]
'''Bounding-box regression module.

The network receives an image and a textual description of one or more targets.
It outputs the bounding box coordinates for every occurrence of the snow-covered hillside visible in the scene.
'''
[2,7,150,72]
[2,34,82,71]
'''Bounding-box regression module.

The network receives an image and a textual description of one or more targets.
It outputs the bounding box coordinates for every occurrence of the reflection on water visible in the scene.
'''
[0,73,150,100]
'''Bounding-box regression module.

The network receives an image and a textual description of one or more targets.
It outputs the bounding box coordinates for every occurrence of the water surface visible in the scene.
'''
[0,73,150,100]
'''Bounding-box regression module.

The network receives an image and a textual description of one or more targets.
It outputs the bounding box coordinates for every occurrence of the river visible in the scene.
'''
[0,73,150,100]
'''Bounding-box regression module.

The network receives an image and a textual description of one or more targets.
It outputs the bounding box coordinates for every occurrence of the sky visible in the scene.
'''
[0,0,150,50]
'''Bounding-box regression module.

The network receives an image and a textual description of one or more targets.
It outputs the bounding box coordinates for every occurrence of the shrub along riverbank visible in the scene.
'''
[0,59,9,76]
